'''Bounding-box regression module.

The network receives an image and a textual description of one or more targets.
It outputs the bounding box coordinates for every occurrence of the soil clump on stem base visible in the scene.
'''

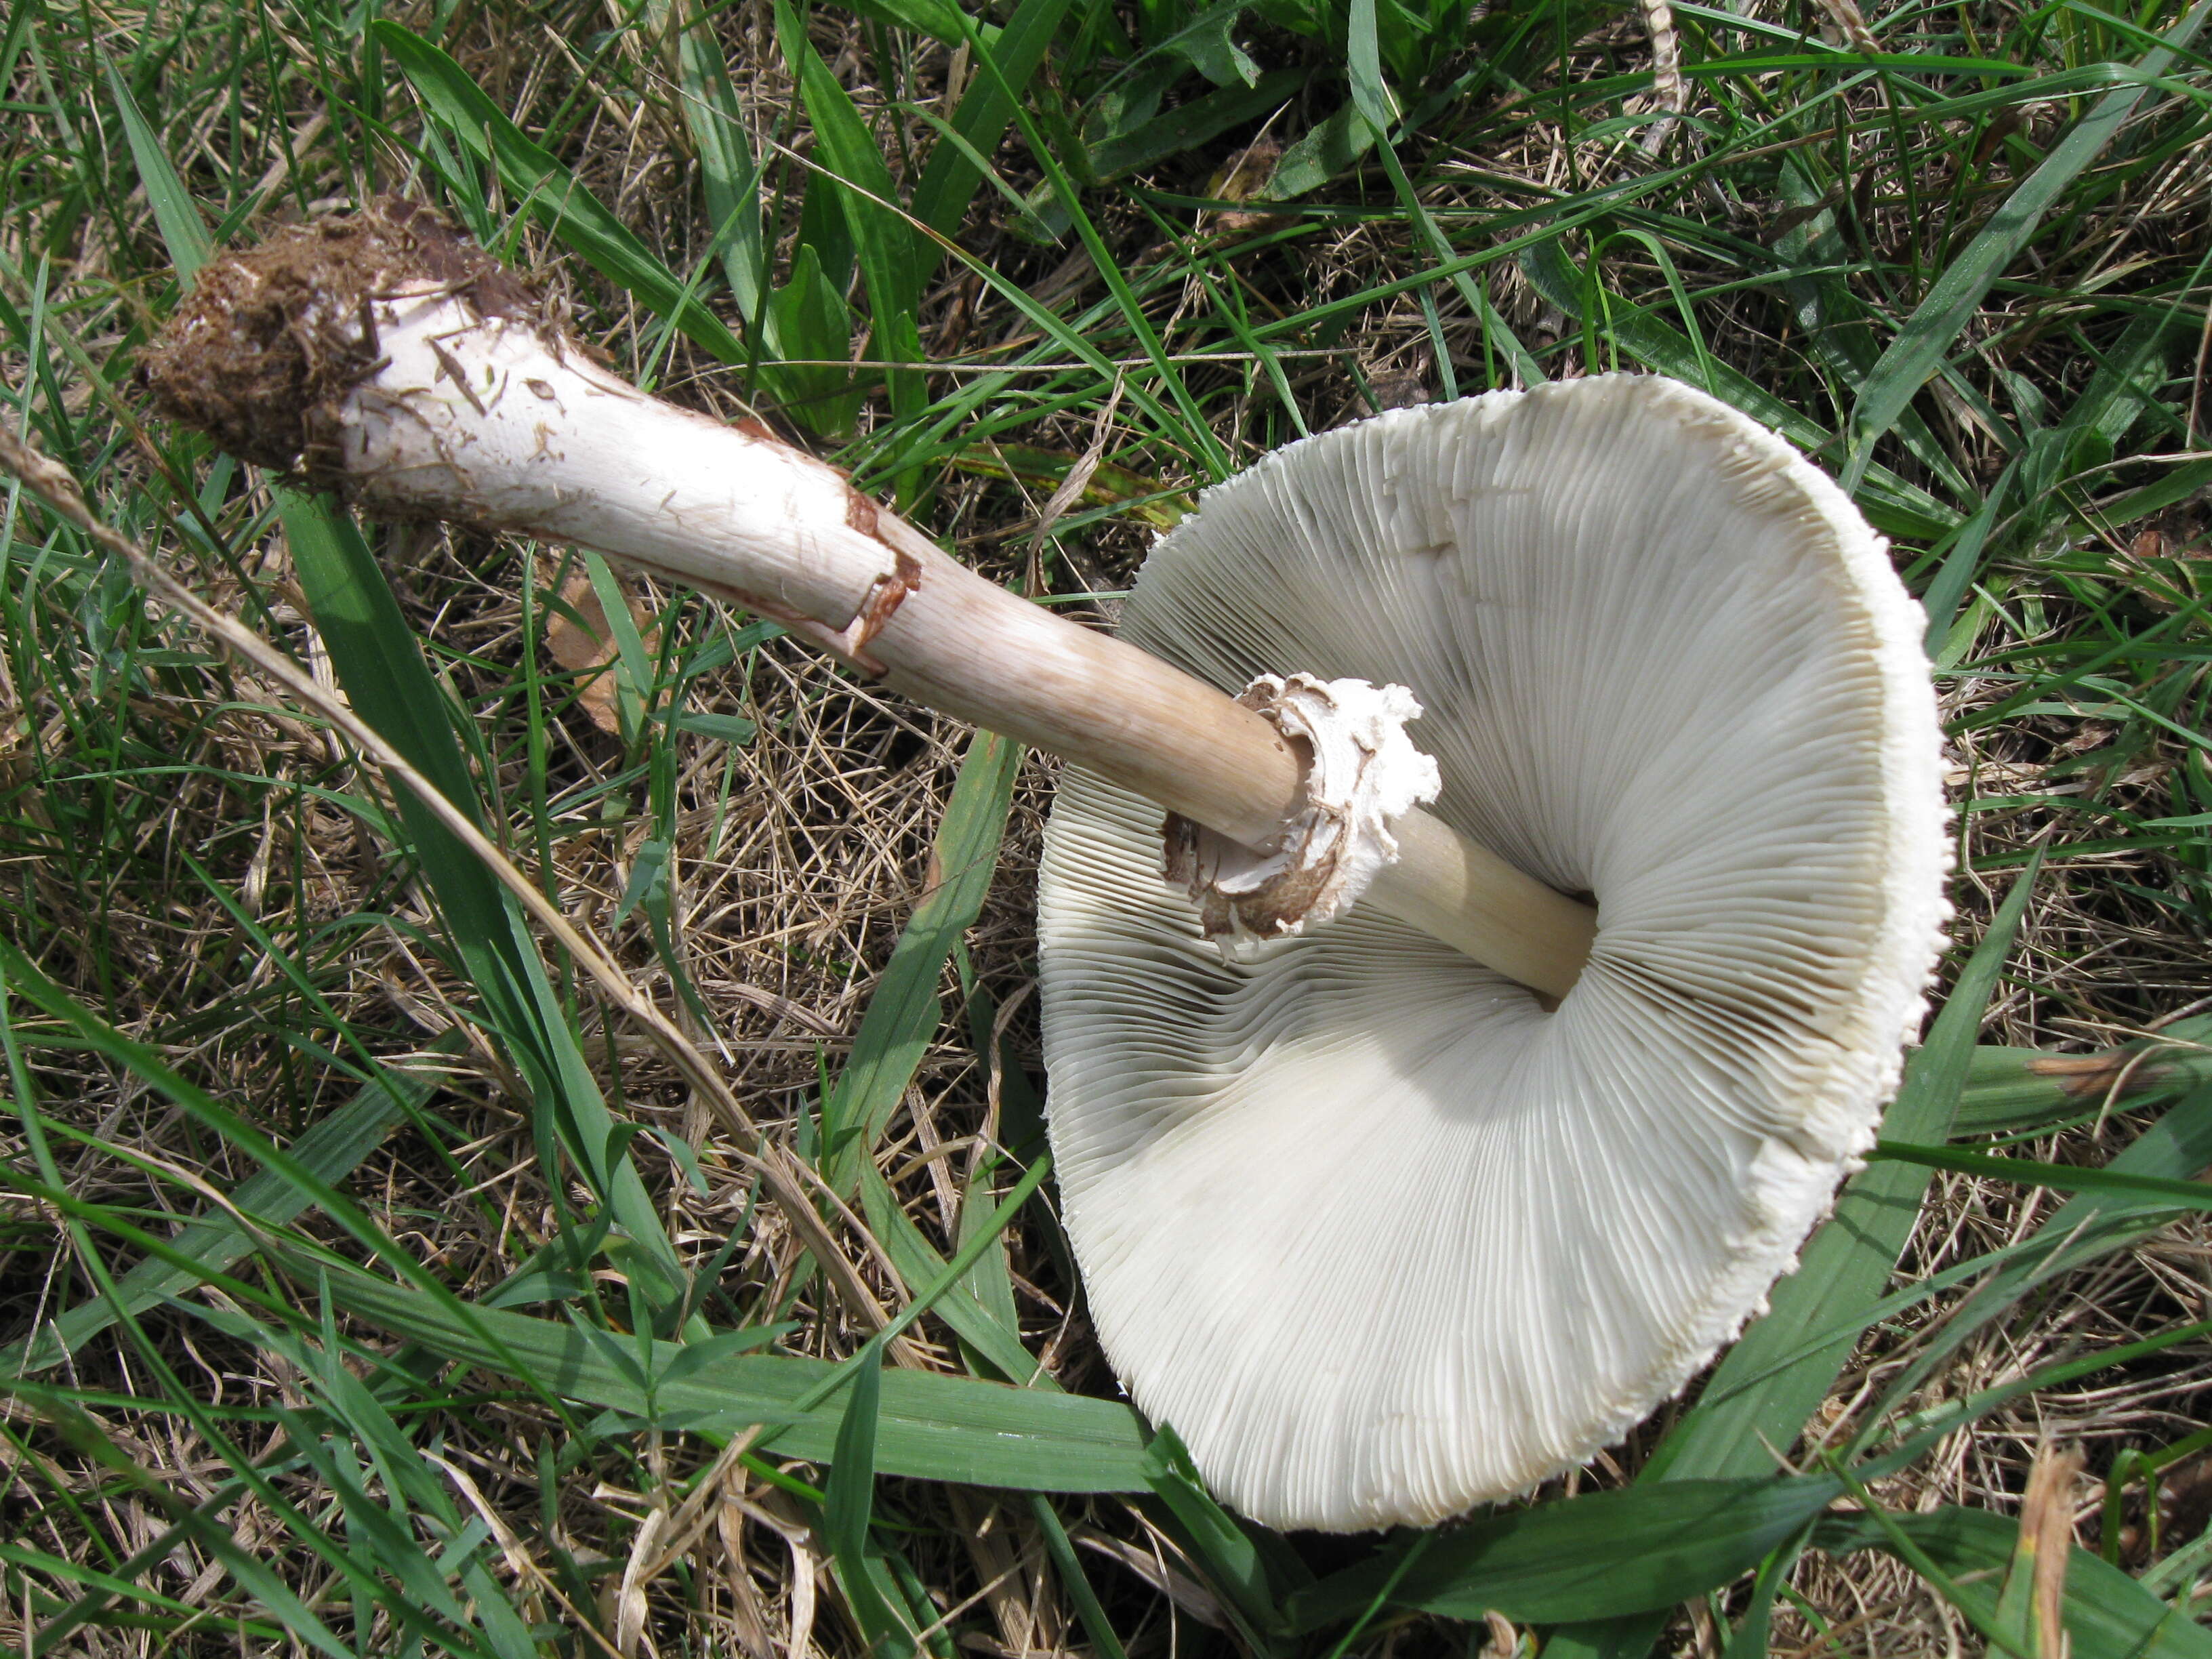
[142,198,546,481]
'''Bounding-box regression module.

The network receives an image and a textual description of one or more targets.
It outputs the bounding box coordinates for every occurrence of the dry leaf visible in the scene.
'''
[546,568,656,735]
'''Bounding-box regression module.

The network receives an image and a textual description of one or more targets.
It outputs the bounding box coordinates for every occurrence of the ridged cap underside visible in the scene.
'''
[1038,375,1950,1532]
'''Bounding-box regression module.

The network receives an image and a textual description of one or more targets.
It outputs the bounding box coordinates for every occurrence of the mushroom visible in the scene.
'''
[141,205,1949,1532]
[1039,377,1950,1530]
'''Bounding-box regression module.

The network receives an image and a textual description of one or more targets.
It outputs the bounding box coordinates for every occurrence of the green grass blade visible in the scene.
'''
[1029,1495,1130,1659]
[102,61,211,283]
[656,0,771,323]
[909,0,1074,254]
[822,730,1022,1193]
[1345,0,1403,131]
[1076,70,1307,188]
[840,0,985,47]
[859,1158,1045,1386]
[373,20,749,367]
[1954,1018,2212,1136]
[278,491,687,1300]
[777,1,925,417]
[823,1357,917,1658]
[1141,1427,1301,1652]
[1813,1507,2212,1658]
[272,1250,1153,1491]
[1,1037,455,1376]
[1288,1477,1842,1630]
[1870,1140,2212,1208]
[954,1143,1027,1353]
[1841,0,2212,494]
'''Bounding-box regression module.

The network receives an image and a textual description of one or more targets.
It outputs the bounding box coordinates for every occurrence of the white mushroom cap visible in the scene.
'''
[1037,374,1950,1533]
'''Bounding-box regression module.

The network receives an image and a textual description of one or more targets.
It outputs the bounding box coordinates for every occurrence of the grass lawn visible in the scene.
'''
[2,0,2211,1651]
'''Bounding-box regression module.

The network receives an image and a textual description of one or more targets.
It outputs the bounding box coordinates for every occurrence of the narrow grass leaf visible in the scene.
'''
[653,0,769,321]
[373,21,749,366]
[3,1039,452,1374]
[859,1158,1044,1386]
[777,1,924,415]
[1030,1496,1130,1659]
[1080,70,1307,184]
[823,1358,917,1658]
[823,730,1021,1193]
[2097,455,2212,528]
[1345,0,1403,131]
[1920,474,2007,653]
[839,0,985,47]
[1142,1427,1301,1651]
[1841,0,2212,493]
[1872,1141,2212,1207]
[1518,239,1955,537]
[955,1148,1026,1358]
[280,492,686,1298]
[909,0,1073,258]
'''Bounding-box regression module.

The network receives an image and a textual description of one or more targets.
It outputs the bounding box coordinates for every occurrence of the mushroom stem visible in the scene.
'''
[144,203,1596,998]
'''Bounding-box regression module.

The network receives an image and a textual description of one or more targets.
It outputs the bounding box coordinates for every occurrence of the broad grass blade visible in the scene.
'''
[654,0,770,321]
[955,1145,1027,1349]
[276,1252,1153,1491]
[1813,1507,2212,1658]
[1954,1018,2212,1135]
[1918,471,2007,657]
[840,0,981,46]
[1287,1477,1842,1629]
[279,493,687,1302]
[1841,0,2212,494]
[102,62,211,283]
